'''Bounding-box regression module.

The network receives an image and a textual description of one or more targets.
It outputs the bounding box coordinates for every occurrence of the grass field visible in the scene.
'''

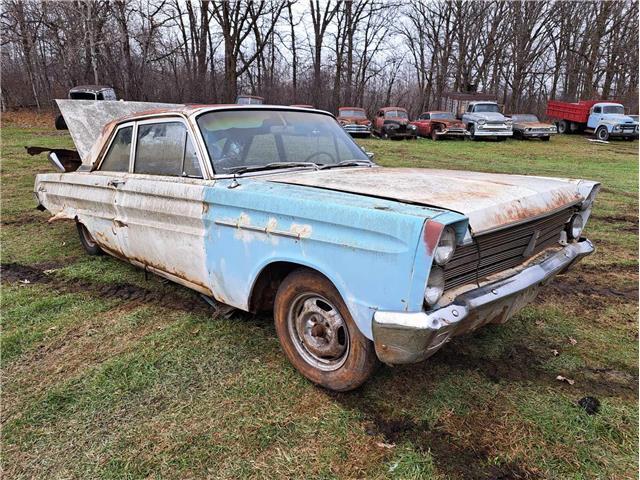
[2,111,638,479]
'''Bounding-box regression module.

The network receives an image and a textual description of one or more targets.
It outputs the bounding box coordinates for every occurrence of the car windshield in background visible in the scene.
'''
[513,114,538,122]
[431,113,455,120]
[474,104,500,113]
[197,109,370,174]
[340,109,366,118]
[386,110,408,119]
[602,105,624,115]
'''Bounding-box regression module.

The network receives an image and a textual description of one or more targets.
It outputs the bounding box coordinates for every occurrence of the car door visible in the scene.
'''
[79,122,135,257]
[417,113,431,136]
[587,106,601,129]
[114,117,213,295]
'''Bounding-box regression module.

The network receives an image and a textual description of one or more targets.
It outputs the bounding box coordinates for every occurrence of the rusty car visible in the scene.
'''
[510,114,557,141]
[55,84,118,130]
[336,107,372,137]
[33,100,600,391]
[410,111,468,140]
[373,107,417,139]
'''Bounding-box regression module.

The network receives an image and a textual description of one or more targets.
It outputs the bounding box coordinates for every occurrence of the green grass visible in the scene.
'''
[2,116,638,479]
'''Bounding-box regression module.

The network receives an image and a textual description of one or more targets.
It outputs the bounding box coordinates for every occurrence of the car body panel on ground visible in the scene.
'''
[33,102,599,389]
[410,111,468,140]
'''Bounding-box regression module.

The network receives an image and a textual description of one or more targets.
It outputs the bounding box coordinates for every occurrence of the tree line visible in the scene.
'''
[1,0,638,117]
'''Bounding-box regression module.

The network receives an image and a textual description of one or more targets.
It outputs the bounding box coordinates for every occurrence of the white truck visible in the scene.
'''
[461,101,513,141]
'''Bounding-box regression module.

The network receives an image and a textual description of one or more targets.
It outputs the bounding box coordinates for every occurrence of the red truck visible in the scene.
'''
[546,100,638,141]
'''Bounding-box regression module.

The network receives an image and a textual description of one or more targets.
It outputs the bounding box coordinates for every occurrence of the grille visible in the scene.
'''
[443,207,574,290]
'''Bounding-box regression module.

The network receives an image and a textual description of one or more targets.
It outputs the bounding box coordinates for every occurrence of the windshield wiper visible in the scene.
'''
[320,159,374,170]
[225,162,320,175]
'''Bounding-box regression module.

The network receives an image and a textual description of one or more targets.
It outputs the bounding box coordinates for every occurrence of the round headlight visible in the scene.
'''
[478,119,486,125]
[424,267,445,306]
[568,213,584,239]
[409,124,417,130]
[434,227,456,265]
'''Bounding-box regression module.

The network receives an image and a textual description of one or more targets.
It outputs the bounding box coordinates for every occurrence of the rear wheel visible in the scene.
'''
[596,126,609,141]
[274,269,378,391]
[557,120,569,134]
[76,221,103,256]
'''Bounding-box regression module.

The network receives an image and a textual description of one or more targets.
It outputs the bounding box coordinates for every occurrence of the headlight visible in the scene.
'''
[478,119,486,125]
[434,227,456,265]
[409,124,417,130]
[424,267,445,306]
[613,125,621,131]
[567,213,584,240]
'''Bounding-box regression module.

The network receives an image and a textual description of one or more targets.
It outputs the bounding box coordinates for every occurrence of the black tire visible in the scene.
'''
[469,124,477,141]
[274,269,378,391]
[382,130,390,140]
[55,114,67,130]
[557,120,569,134]
[431,127,440,141]
[540,136,551,142]
[595,126,609,141]
[76,221,103,256]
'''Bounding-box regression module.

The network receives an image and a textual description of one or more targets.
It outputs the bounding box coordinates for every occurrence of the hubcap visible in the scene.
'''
[287,293,349,371]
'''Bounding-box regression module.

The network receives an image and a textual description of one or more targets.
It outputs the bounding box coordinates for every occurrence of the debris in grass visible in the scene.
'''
[388,461,399,473]
[588,139,609,144]
[578,396,600,415]
[568,337,578,345]
[19,279,31,284]
[377,442,395,449]
[556,375,575,385]
[43,269,57,275]
[552,349,560,356]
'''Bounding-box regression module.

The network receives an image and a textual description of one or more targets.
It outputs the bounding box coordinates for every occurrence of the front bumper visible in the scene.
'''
[436,128,468,137]
[343,124,371,135]
[520,130,557,138]
[474,127,513,137]
[372,239,594,365]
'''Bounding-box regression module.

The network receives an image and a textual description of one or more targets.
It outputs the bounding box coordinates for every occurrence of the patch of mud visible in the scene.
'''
[1,214,45,227]
[1,262,214,316]
[590,213,638,233]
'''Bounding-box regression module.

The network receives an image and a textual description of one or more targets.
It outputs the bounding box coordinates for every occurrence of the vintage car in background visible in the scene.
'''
[336,107,372,137]
[410,111,468,140]
[236,95,264,105]
[510,114,557,141]
[461,101,513,141]
[33,101,599,391]
[373,107,417,139]
[546,100,638,141]
[55,85,118,130]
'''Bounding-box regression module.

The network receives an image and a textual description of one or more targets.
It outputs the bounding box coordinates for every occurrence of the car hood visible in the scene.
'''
[601,114,637,125]
[435,119,465,127]
[270,167,597,234]
[338,116,370,124]
[515,121,554,128]
[472,112,507,122]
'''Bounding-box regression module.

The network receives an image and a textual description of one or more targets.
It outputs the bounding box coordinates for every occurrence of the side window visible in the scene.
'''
[593,106,601,114]
[134,121,202,178]
[100,126,132,172]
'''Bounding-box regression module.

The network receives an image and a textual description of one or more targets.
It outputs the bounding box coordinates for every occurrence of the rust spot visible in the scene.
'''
[423,220,445,255]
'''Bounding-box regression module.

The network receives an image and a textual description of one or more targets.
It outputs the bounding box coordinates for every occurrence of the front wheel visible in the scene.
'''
[431,128,440,141]
[468,124,477,141]
[274,269,378,391]
[76,221,103,256]
[596,126,609,141]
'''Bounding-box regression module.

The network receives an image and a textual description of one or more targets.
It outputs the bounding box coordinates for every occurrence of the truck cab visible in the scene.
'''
[587,103,638,141]
[461,101,512,141]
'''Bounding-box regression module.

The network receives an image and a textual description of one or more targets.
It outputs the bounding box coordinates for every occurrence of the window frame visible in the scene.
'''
[95,116,207,179]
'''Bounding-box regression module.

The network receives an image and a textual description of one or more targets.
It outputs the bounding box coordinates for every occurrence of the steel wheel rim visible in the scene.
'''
[287,292,350,371]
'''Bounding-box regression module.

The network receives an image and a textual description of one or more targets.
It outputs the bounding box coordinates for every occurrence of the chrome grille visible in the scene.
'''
[444,208,574,290]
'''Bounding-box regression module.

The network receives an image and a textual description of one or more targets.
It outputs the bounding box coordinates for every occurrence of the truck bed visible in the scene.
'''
[546,100,600,124]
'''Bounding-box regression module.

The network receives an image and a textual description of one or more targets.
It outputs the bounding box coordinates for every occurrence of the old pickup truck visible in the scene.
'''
[461,101,513,140]
[33,101,599,391]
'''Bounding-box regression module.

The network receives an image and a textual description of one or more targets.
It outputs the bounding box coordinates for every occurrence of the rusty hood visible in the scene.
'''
[269,167,597,234]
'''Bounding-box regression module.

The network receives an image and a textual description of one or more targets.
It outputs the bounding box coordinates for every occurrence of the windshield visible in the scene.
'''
[339,109,366,118]
[197,109,370,174]
[512,114,538,122]
[385,110,408,119]
[431,113,455,120]
[473,104,500,113]
[601,105,624,115]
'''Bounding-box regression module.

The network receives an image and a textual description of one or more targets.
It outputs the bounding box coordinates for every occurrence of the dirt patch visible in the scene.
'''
[2,262,214,316]
[2,109,56,128]
[591,213,638,232]
[1,214,44,227]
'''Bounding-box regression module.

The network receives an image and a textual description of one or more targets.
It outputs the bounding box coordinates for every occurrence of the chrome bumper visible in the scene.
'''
[437,129,468,137]
[474,129,513,136]
[372,239,594,365]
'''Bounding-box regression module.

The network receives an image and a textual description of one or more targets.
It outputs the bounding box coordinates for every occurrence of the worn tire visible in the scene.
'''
[430,128,440,141]
[557,120,568,134]
[274,269,378,391]
[468,124,477,141]
[596,126,609,141]
[76,221,103,256]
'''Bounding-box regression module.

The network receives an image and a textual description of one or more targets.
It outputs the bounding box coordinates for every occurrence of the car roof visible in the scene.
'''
[380,106,407,112]
[69,85,114,93]
[339,106,365,110]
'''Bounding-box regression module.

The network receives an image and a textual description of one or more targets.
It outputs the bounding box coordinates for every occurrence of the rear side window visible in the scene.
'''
[134,122,202,178]
[100,126,132,172]
[593,106,601,114]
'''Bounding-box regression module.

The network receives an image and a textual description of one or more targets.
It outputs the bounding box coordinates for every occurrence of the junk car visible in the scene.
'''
[55,85,118,130]
[33,101,599,391]
[337,107,372,137]
[546,100,638,141]
[373,107,417,139]
[410,111,468,140]
[511,114,557,141]
[461,101,513,141]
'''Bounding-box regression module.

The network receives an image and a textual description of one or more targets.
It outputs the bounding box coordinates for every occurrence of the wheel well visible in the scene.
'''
[248,262,333,313]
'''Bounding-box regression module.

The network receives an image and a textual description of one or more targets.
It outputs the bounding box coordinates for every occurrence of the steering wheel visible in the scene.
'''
[304,150,336,164]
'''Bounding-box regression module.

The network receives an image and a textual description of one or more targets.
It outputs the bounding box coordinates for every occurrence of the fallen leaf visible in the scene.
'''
[568,337,577,345]
[556,375,575,385]
[552,349,559,356]
[376,442,395,449]
[43,269,57,275]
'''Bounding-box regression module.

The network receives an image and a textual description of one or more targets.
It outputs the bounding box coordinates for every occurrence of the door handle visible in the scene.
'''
[108,179,126,188]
